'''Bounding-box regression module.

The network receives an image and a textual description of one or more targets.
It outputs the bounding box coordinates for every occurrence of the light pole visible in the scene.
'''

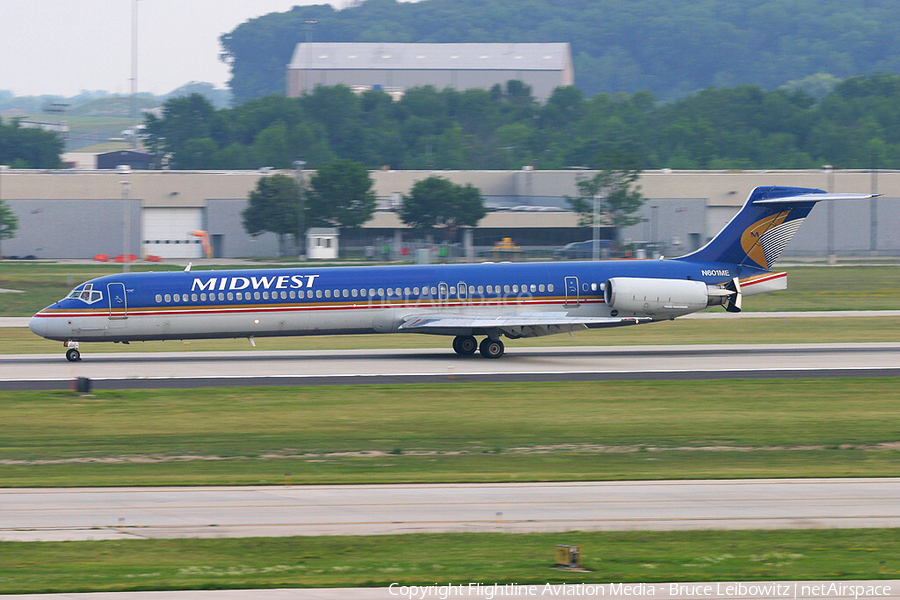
[130,0,140,150]
[823,164,835,264]
[120,179,131,273]
[293,160,306,258]
[0,165,7,259]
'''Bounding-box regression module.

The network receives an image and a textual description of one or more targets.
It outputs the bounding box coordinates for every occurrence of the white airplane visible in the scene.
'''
[30,186,875,361]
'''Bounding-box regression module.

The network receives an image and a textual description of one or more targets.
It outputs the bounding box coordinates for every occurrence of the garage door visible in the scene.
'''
[142,208,204,259]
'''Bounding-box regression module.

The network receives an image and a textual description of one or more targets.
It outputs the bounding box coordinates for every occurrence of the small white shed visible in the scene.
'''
[306,228,339,259]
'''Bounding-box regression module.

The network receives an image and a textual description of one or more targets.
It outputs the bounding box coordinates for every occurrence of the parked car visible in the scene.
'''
[552,239,616,260]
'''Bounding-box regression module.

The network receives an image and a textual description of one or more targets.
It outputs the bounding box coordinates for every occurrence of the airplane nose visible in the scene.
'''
[29,314,48,338]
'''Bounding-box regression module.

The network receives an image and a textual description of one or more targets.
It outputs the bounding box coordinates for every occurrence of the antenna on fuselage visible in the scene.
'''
[184,262,192,272]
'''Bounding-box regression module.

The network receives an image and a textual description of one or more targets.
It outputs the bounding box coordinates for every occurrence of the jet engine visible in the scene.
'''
[604,277,737,317]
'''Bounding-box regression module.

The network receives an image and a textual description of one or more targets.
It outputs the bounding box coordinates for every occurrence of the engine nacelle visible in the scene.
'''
[604,277,727,317]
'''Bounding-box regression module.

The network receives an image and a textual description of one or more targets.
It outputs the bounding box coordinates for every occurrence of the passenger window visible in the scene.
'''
[530,284,537,292]
[200,293,207,301]
[325,290,331,298]
[378,288,385,297]
[548,284,554,292]
[164,294,171,302]
[227,292,234,300]
[503,285,510,293]
[254,292,261,300]
[236,292,243,300]
[316,290,322,298]
[156,294,162,303]
[539,284,545,292]
[298,290,305,299]
[192,293,198,302]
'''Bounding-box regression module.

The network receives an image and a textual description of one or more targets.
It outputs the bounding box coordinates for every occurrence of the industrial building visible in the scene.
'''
[1,167,897,261]
[286,42,575,102]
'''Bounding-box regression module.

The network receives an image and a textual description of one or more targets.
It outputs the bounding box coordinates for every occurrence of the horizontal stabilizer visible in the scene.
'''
[754,193,878,205]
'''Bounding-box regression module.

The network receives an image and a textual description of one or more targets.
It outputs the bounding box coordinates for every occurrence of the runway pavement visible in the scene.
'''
[3,478,900,542]
[2,342,900,390]
[5,581,900,600]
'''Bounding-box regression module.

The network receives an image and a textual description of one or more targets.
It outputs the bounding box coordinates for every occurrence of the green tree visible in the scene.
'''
[143,94,221,168]
[305,159,377,229]
[565,168,644,248]
[242,174,301,257]
[0,120,63,169]
[0,199,18,259]
[400,176,486,240]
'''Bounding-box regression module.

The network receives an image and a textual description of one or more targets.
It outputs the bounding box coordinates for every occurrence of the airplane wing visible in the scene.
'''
[398,312,651,339]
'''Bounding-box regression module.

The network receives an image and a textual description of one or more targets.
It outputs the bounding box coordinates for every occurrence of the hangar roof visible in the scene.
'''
[288,42,571,72]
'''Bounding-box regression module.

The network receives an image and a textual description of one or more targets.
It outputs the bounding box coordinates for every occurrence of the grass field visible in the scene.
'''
[1,529,898,594]
[2,379,898,487]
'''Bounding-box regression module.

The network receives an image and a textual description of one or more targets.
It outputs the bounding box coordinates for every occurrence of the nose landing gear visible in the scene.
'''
[64,341,81,362]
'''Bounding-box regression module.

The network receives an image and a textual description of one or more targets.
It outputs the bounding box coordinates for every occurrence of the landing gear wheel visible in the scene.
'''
[479,337,505,359]
[66,348,81,362]
[452,335,478,356]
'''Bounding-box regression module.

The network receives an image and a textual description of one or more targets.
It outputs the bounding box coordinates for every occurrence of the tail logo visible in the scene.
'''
[740,210,804,269]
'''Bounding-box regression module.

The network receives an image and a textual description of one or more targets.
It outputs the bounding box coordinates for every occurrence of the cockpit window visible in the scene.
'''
[66,283,103,305]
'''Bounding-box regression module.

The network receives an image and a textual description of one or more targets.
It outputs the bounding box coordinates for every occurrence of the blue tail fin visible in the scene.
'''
[676,186,874,271]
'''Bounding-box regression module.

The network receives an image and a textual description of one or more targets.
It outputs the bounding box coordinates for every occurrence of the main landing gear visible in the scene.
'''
[452,335,505,359]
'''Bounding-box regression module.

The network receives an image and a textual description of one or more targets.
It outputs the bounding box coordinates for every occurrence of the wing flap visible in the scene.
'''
[399,312,650,339]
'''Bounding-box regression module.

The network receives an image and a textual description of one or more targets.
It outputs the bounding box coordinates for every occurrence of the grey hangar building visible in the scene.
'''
[286,42,575,102]
[1,168,897,261]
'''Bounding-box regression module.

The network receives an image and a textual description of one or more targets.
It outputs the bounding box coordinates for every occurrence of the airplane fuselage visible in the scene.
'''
[29,258,777,345]
[30,186,875,361]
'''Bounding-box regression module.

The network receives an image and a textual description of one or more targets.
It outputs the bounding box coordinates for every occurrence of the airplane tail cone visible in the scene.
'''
[725,276,742,313]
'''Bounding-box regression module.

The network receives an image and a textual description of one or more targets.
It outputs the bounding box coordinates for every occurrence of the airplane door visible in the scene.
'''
[564,276,580,307]
[107,282,128,320]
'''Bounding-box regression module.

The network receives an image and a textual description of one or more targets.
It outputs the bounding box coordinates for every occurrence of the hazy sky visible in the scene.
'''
[0,0,338,97]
